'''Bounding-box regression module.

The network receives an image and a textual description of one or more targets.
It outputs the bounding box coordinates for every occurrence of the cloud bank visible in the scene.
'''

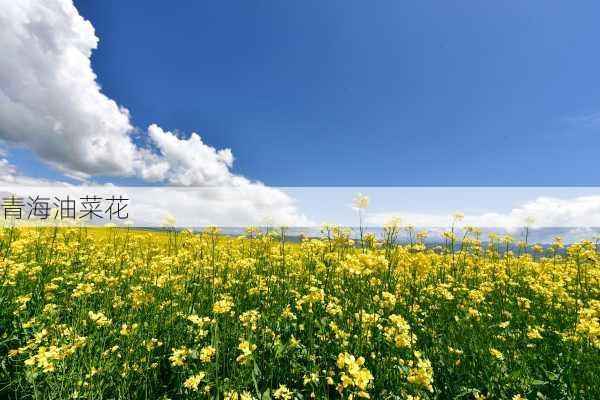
[368,195,600,229]
[0,0,311,226]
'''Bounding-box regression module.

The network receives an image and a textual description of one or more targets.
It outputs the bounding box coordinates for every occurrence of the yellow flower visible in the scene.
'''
[407,354,434,392]
[303,372,319,385]
[384,314,415,349]
[236,340,256,364]
[281,305,297,320]
[527,326,543,340]
[187,314,211,326]
[273,384,293,400]
[336,352,374,391]
[199,345,216,363]
[239,310,260,330]
[88,311,112,327]
[489,348,504,361]
[162,215,176,228]
[225,391,256,400]
[453,211,464,220]
[15,294,32,308]
[119,323,138,336]
[353,193,370,210]
[183,372,205,391]
[169,347,189,367]
[213,297,234,314]
[288,334,300,349]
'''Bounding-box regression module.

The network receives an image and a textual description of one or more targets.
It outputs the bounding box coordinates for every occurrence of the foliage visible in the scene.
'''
[0,222,599,399]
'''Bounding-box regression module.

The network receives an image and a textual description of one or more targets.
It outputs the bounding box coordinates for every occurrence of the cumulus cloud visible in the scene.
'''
[0,0,136,177]
[142,124,235,186]
[0,0,312,226]
[0,0,244,186]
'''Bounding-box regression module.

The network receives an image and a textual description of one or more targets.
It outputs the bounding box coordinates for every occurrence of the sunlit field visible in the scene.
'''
[1,216,599,399]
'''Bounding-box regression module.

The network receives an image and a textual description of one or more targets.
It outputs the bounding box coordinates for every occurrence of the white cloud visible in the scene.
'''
[0,0,137,177]
[0,184,314,227]
[368,195,600,228]
[142,124,234,186]
[0,0,312,226]
[0,157,71,186]
[129,187,313,227]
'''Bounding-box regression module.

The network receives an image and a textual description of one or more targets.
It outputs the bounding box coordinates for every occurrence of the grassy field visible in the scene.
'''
[0,222,599,399]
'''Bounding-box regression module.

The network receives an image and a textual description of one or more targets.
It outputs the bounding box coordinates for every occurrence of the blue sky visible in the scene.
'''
[56,0,597,186]
[3,0,600,186]
[3,0,600,237]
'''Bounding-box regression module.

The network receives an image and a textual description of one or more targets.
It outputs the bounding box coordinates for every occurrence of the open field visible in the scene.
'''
[1,224,599,399]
